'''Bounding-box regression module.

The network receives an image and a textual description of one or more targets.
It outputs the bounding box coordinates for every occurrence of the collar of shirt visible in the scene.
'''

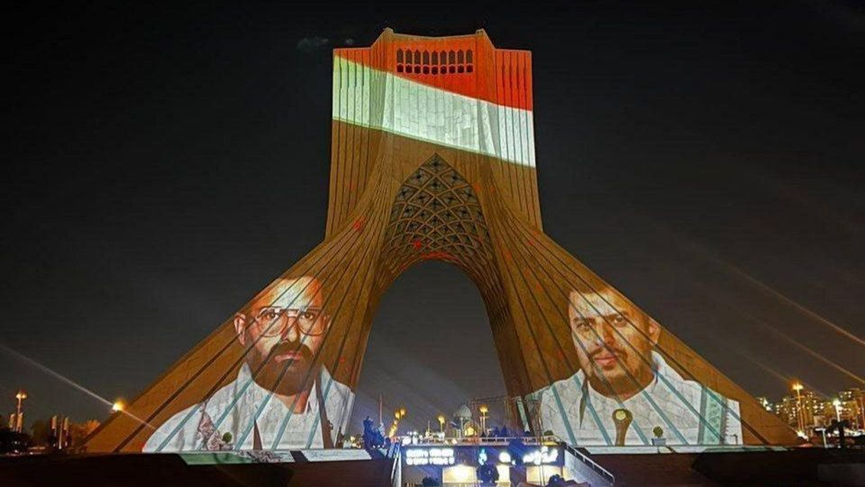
[225,363,337,449]
[234,362,326,417]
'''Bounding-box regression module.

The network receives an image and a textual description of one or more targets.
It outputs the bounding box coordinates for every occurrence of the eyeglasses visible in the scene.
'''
[251,306,328,337]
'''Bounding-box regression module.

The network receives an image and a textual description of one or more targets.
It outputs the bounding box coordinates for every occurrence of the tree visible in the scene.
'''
[0,429,33,454]
[476,464,499,486]
[30,419,52,446]
[507,437,526,466]
[69,419,101,446]
[547,474,566,487]
[362,416,386,451]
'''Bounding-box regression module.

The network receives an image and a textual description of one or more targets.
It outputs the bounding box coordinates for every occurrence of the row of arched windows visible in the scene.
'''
[396,48,474,75]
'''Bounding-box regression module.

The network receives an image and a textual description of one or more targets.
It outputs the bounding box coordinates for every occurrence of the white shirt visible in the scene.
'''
[533,352,742,446]
[144,364,354,452]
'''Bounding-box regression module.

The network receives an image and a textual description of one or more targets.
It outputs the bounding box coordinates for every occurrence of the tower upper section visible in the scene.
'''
[333,29,534,165]
[327,29,541,235]
[354,29,532,111]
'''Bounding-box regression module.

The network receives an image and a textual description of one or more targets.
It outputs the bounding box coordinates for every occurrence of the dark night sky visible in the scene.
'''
[3,1,863,433]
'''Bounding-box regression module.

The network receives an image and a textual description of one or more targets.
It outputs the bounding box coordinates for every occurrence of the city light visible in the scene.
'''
[833,399,842,422]
[792,382,805,433]
[12,390,27,433]
[764,385,864,437]
[404,447,455,466]
[112,400,125,412]
[448,465,474,483]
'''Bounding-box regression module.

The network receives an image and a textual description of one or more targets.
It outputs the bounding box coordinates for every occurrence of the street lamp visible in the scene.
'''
[479,405,489,435]
[112,400,125,412]
[14,391,27,433]
[390,408,407,437]
[859,395,865,430]
[833,399,842,423]
[437,415,446,434]
[792,382,805,433]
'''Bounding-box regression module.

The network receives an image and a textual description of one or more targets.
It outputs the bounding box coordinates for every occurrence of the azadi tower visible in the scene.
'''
[87,29,796,452]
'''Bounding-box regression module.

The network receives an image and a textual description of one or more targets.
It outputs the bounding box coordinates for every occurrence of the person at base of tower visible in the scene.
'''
[144,276,353,452]
[532,284,742,446]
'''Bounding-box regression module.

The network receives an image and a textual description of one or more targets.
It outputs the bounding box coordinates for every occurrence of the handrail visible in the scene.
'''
[401,435,561,446]
[564,443,615,484]
[388,443,401,487]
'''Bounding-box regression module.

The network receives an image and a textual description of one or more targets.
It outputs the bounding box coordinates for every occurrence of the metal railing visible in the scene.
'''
[387,443,401,487]
[564,443,615,485]
[399,435,561,446]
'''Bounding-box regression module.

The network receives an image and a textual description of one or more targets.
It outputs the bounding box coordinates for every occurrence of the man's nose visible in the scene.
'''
[281,322,301,342]
[599,321,617,345]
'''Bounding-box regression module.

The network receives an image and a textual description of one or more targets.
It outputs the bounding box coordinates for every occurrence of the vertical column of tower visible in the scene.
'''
[491,49,541,230]
[327,46,380,237]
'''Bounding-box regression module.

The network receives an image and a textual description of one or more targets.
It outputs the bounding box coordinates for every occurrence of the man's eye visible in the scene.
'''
[612,315,627,325]
[263,311,278,320]
[301,311,316,321]
[574,321,590,331]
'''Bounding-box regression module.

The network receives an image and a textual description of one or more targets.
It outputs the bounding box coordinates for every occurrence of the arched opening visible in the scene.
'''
[348,154,515,437]
[351,261,506,436]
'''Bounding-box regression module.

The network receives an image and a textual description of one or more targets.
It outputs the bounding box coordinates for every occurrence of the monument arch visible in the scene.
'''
[86,29,796,452]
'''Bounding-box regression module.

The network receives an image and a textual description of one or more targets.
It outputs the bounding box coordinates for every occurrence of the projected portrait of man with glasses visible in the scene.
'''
[144,276,354,452]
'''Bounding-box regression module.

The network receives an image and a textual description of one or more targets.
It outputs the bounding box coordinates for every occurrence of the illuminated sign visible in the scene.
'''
[405,447,456,466]
[522,446,559,465]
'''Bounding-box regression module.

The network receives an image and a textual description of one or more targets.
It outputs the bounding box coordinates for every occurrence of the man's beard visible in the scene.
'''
[586,345,653,397]
[247,341,317,397]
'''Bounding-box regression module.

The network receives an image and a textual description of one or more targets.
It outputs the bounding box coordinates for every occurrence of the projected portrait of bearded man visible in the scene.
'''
[532,282,742,447]
[144,276,354,452]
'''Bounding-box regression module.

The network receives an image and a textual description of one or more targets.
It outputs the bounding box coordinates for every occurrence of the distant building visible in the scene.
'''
[756,397,774,413]
[770,386,864,434]
[776,389,824,432]
[830,388,864,428]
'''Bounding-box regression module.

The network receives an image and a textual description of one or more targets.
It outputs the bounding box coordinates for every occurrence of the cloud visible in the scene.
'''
[296,36,330,52]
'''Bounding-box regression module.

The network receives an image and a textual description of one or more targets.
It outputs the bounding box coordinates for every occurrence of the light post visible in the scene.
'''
[437,415,446,435]
[859,395,865,430]
[833,399,842,423]
[855,394,865,430]
[390,408,407,438]
[388,409,402,438]
[817,427,828,448]
[14,391,27,433]
[112,400,125,413]
[479,405,488,436]
[792,382,804,434]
